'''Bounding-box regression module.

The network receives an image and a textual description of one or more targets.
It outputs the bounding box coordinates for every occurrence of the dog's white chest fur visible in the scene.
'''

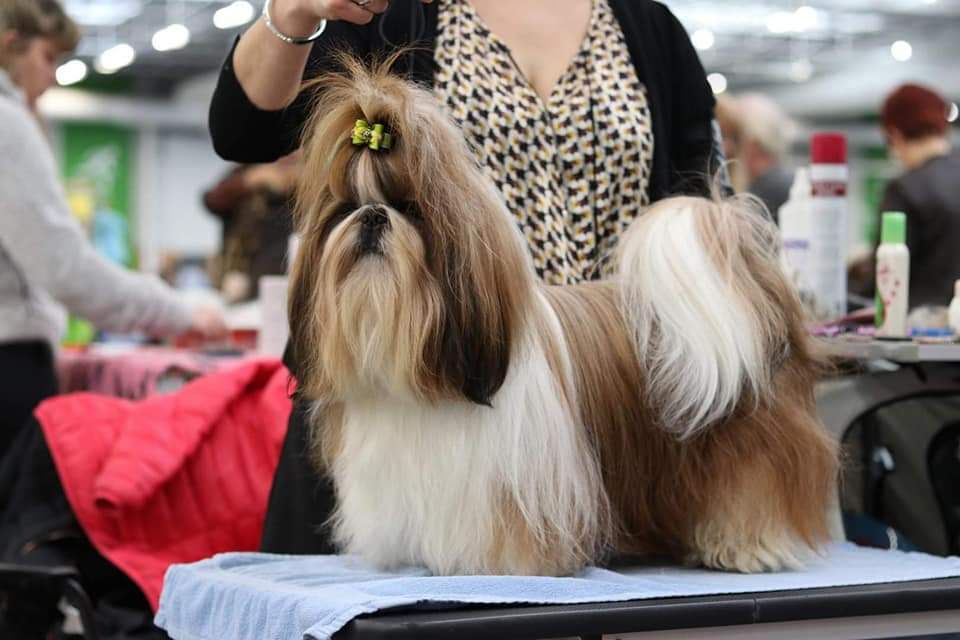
[327,335,603,575]
[332,398,503,573]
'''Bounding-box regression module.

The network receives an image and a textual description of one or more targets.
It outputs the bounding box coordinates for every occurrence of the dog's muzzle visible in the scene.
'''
[358,205,389,254]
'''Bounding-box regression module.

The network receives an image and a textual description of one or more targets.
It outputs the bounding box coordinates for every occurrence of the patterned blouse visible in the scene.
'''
[433,0,655,284]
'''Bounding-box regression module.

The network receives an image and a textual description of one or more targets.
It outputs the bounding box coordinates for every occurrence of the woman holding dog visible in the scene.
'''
[209,0,724,552]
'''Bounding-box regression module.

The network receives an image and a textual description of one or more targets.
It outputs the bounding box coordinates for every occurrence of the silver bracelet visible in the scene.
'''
[262,0,327,45]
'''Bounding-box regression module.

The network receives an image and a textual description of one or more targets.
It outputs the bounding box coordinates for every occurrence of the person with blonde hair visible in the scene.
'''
[736,92,798,221]
[0,0,227,454]
[714,93,746,192]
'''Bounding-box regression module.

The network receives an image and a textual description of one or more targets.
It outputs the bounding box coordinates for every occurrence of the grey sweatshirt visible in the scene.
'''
[0,70,192,346]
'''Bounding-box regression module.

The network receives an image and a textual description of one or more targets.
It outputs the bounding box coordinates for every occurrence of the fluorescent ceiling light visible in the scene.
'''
[214,1,256,30]
[767,6,825,34]
[691,29,715,51]
[152,24,191,52]
[793,6,819,31]
[890,40,913,62]
[63,0,142,27]
[56,59,88,86]
[95,43,136,74]
[766,11,794,34]
[707,73,728,95]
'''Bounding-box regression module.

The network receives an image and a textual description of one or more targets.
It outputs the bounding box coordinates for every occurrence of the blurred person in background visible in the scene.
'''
[0,0,227,456]
[735,93,798,222]
[204,154,299,303]
[714,93,747,192]
[0,4,227,635]
[880,83,959,308]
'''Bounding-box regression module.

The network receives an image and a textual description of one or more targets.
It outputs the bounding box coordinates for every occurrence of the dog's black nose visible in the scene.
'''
[358,205,389,254]
[360,206,389,228]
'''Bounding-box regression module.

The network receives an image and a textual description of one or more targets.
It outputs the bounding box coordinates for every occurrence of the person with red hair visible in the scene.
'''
[880,83,959,307]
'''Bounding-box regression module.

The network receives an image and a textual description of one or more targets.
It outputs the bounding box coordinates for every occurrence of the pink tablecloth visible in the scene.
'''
[57,346,251,399]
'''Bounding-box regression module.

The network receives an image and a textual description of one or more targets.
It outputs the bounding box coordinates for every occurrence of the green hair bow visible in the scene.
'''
[351,119,394,151]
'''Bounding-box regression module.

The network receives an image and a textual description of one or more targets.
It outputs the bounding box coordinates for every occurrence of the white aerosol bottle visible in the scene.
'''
[808,133,848,321]
[779,168,812,303]
[875,212,910,338]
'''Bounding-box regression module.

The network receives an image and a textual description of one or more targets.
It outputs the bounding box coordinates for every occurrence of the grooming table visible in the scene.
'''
[815,339,960,442]
[56,345,250,399]
[819,337,960,364]
[156,544,960,640]
[333,577,960,639]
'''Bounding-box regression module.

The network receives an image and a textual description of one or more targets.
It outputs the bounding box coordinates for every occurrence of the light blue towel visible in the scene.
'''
[155,543,960,640]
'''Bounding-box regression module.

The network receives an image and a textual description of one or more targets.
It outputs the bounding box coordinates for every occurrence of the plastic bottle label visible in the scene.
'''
[807,163,849,321]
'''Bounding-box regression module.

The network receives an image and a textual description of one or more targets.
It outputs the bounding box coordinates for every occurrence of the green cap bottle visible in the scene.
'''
[875,211,910,335]
[880,211,907,244]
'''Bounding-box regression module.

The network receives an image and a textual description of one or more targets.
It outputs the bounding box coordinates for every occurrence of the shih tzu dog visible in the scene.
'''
[289,56,838,576]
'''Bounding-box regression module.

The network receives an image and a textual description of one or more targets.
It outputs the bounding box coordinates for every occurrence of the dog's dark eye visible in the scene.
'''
[331,201,357,222]
[398,201,422,221]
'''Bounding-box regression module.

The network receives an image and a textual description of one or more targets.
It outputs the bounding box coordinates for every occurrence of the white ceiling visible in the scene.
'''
[60,0,960,118]
[671,0,960,117]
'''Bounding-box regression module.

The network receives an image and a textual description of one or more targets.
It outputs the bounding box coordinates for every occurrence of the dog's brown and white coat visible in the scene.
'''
[289,56,839,576]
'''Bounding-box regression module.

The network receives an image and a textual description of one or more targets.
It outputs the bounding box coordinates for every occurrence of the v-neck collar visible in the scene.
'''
[460,0,597,109]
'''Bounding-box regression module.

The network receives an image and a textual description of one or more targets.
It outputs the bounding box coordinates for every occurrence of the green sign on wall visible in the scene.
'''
[60,122,136,344]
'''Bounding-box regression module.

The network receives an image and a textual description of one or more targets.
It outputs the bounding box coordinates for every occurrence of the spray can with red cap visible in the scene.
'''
[808,133,848,321]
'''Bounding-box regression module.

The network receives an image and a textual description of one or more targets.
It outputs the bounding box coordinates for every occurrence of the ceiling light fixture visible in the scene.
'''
[95,43,136,74]
[152,24,191,52]
[691,29,715,51]
[766,11,794,34]
[890,40,913,62]
[56,59,88,86]
[61,0,143,27]
[767,6,821,35]
[793,6,818,31]
[707,73,728,95]
[214,1,255,30]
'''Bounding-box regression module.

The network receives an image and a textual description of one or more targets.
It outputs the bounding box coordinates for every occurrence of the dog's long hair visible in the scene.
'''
[291,54,537,407]
[289,55,838,576]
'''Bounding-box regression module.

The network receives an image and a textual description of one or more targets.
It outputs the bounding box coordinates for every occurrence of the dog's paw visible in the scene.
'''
[690,524,818,573]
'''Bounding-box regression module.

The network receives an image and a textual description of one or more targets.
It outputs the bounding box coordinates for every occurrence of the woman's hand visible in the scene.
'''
[272,0,433,31]
[232,0,433,113]
[188,303,230,342]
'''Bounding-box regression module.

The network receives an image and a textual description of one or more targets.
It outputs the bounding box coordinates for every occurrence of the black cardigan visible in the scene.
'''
[879,151,960,308]
[209,0,720,201]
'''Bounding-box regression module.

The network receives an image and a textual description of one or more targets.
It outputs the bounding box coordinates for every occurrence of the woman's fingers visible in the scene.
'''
[328,0,375,24]
[364,0,390,14]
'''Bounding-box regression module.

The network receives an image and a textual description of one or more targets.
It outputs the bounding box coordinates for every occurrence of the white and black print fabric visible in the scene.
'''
[434,0,655,284]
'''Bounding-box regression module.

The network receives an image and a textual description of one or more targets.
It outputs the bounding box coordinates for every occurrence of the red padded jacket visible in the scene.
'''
[35,358,292,610]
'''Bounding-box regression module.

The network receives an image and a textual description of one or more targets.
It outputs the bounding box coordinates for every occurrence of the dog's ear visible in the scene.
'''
[438,293,513,407]
[427,224,526,406]
[395,90,537,407]
[286,232,325,398]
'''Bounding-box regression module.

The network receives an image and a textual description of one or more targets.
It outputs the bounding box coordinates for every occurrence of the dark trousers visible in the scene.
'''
[0,341,58,457]
[260,400,338,554]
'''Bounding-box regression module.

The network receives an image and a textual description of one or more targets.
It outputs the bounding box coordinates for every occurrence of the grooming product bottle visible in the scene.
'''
[779,168,812,303]
[875,212,910,338]
[949,280,960,336]
[808,133,848,321]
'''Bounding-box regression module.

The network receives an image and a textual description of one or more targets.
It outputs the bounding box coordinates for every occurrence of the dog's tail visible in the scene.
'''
[616,193,798,439]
